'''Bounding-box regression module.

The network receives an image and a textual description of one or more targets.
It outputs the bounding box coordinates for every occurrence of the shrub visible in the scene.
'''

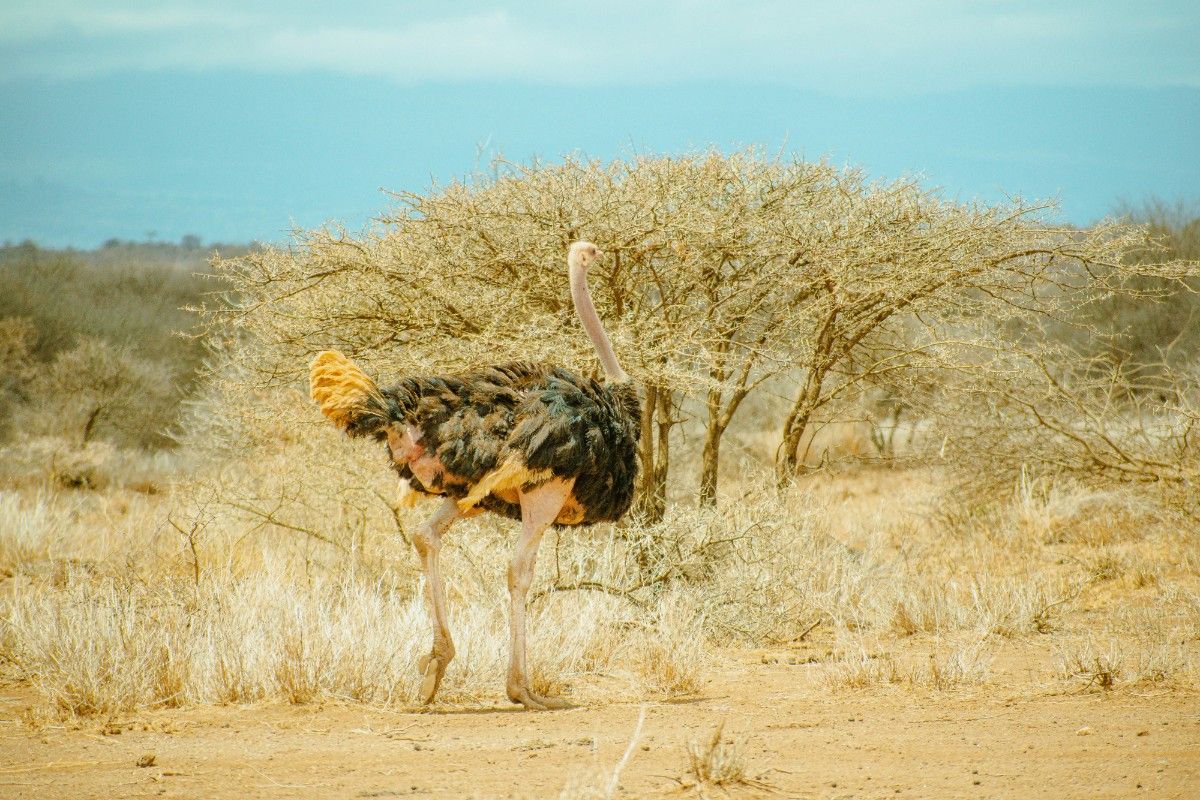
[14,337,178,449]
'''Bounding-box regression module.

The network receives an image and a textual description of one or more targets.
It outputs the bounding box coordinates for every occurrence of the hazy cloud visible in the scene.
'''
[1,1,1197,92]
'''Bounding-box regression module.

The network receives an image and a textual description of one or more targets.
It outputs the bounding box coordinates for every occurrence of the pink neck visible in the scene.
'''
[569,262,629,383]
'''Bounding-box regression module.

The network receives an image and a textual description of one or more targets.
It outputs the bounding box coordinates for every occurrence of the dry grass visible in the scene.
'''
[0,436,179,493]
[822,633,993,691]
[631,593,707,697]
[0,467,712,715]
[679,722,772,796]
[0,490,59,576]
[1056,636,1197,693]
[0,558,665,715]
[1,442,1198,720]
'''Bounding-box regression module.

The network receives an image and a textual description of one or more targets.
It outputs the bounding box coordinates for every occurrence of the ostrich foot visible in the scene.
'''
[417,652,449,705]
[506,683,571,711]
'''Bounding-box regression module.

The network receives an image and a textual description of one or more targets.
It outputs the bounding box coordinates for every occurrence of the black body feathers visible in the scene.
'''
[352,363,641,525]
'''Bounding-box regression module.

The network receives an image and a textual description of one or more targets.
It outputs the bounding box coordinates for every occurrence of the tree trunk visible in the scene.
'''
[81,405,104,444]
[634,383,669,522]
[777,409,811,486]
[699,420,722,506]
[700,337,764,505]
[777,309,839,487]
[651,387,672,511]
[776,367,827,487]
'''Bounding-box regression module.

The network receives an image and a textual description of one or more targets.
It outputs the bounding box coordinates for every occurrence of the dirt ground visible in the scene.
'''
[2,647,1196,800]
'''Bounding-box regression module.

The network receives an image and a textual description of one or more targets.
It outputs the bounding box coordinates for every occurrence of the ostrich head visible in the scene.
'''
[567,241,603,272]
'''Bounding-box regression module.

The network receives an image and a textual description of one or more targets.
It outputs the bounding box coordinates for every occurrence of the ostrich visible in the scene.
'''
[309,241,639,710]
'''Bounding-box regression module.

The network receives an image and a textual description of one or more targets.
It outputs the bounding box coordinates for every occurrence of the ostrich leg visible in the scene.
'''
[506,479,575,710]
[411,497,464,704]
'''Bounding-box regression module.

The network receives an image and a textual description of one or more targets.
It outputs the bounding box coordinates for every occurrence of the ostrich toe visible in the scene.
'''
[506,684,571,711]
[417,654,448,704]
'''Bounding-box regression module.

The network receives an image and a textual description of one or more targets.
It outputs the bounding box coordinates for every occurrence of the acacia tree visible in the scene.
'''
[755,178,1198,485]
[204,150,1197,512]
[209,152,823,512]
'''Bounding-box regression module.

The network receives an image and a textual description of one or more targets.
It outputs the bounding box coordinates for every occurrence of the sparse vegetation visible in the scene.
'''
[0,165,1197,798]
[203,153,1197,507]
[681,722,771,795]
[0,239,242,450]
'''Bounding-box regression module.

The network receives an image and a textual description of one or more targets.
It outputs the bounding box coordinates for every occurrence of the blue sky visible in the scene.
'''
[2,1,1198,247]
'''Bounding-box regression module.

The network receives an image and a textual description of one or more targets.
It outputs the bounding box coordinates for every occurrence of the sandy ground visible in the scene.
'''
[1,648,1197,800]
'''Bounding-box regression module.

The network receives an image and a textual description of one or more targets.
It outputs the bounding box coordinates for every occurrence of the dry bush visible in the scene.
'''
[537,464,1162,651]
[0,488,175,581]
[0,490,62,577]
[822,633,992,691]
[680,722,772,796]
[0,317,36,438]
[1055,636,1197,693]
[1073,200,1200,369]
[914,641,994,689]
[1005,474,1161,546]
[0,242,226,450]
[822,643,903,690]
[1170,589,1200,641]
[0,435,179,493]
[686,723,747,787]
[0,242,215,370]
[12,338,179,450]
[937,344,1200,516]
[889,574,1076,638]
[0,316,35,372]
[1126,645,1197,688]
[1056,639,1122,691]
[630,592,707,697]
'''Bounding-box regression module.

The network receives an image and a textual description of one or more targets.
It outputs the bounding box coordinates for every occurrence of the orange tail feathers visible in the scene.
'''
[309,350,382,430]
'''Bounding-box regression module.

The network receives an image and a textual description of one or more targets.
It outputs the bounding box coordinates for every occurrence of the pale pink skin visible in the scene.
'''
[399,241,619,711]
[387,425,450,495]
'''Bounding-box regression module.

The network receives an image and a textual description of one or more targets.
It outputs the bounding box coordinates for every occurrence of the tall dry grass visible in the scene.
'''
[0,477,714,717]
[2,449,1197,720]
